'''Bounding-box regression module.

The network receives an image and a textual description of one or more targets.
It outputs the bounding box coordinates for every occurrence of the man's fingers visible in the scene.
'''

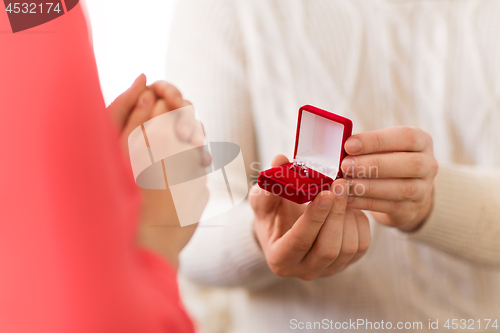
[347,178,428,201]
[279,178,350,266]
[344,126,431,156]
[348,209,371,264]
[272,190,335,265]
[271,154,290,167]
[299,181,350,274]
[109,74,147,129]
[322,207,358,269]
[347,197,415,217]
[341,152,435,178]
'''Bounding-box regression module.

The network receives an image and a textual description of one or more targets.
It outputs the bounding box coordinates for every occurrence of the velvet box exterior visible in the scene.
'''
[257,105,352,204]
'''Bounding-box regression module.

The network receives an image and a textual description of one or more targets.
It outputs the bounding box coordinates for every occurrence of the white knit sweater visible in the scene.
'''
[165,1,500,332]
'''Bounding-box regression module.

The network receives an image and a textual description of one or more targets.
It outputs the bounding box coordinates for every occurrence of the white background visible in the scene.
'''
[85,0,178,106]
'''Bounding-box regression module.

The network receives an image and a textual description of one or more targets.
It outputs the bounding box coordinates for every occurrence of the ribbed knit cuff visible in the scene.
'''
[409,165,500,265]
[223,203,269,279]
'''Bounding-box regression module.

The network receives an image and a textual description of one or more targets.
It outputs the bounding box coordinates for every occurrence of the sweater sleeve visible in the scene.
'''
[409,164,500,267]
[166,0,278,288]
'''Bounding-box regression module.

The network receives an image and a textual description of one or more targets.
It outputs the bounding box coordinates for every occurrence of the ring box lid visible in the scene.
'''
[293,105,353,179]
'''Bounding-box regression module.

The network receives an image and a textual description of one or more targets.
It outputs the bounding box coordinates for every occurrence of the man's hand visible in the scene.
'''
[251,155,371,281]
[342,126,439,232]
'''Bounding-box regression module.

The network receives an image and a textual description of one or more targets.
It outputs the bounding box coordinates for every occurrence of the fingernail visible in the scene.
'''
[319,194,333,209]
[341,157,356,174]
[346,138,362,153]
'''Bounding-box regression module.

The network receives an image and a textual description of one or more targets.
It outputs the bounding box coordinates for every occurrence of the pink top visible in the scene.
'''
[0,3,195,333]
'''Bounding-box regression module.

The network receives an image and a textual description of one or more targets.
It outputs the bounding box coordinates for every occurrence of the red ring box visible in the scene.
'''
[257,105,352,204]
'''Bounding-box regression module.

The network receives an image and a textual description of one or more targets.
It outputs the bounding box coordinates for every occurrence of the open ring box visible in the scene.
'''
[257,105,352,204]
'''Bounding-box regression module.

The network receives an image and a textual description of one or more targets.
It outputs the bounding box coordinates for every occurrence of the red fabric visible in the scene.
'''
[292,105,352,180]
[0,4,195,333]
[258,164,334,204]
[262,163,333,187]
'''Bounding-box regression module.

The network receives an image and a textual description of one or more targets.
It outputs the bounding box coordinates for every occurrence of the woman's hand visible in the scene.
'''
[342,126,439,232]
[250,155,371,281]
[107,74,210,165]
[107,74,156,155]
[108,75,210,267]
